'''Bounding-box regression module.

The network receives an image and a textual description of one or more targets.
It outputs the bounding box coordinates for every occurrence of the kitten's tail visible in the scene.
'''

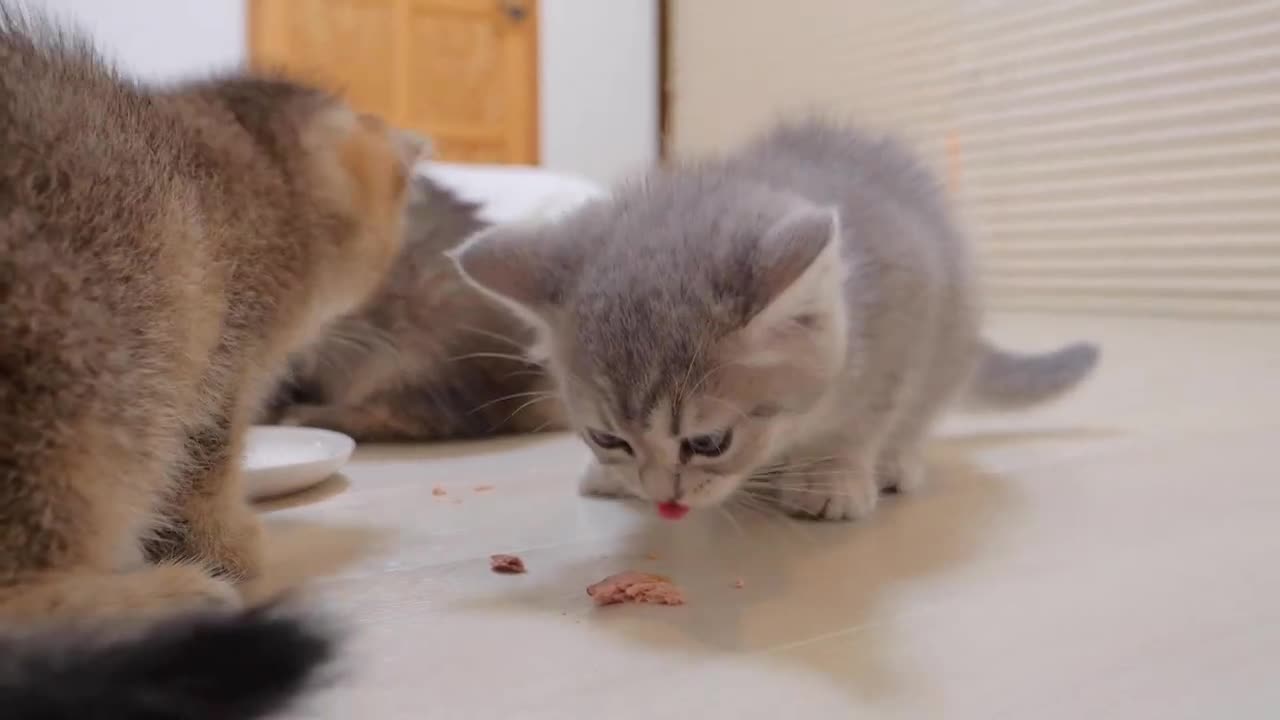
[962,339,1100,411]
[0,603,336,720]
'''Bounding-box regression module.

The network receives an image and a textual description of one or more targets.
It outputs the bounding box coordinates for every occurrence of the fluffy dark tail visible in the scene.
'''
[962,339,1100,411]
[0,604,335,720]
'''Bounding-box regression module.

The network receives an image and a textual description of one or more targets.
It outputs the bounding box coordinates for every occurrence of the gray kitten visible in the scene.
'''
[449,120,1098,520]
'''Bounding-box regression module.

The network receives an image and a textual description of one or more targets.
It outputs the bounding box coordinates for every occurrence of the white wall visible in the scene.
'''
[25,0,246,82]
[25,0,657,184]
[538,0,659,184]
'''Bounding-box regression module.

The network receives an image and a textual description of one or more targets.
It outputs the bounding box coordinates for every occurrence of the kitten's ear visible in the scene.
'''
[756,205,842,301]
[447,224,573,327]
[390,128,432,166]
[355,113,430,169]
[739,206,847,362]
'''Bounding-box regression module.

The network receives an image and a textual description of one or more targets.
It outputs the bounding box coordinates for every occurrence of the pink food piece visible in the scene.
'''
[587,571,685,606]
[432,486,447,497]
[489,554,526,574]
[732,578,745,589]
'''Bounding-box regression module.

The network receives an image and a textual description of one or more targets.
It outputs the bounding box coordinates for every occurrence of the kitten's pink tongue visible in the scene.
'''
[657,502,689,520]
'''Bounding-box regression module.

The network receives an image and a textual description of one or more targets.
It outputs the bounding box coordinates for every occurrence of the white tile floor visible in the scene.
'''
[260,313,1280,719]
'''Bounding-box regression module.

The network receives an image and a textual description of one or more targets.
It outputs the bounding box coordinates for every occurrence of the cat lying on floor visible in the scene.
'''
[265,174,566,442]
[450,119,1098,521]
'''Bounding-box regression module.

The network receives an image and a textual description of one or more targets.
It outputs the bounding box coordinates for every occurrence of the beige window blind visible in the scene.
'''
[670,0,1280,319]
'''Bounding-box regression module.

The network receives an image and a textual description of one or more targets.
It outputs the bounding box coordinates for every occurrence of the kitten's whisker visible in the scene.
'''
[674,329,712,404]
[693,362,730,395]
[555,367,596,396]
[752,466,856,478]
[449,351,533,364]
[467,390,556,415]
[747,474,855,484]
[746,479,878,502]
[727,498,774,535]
[757,456,837,473]
[319,325,407,372]
[716,505,747,540]
[761,494,812,517]
[492,395,555,429]
[458,324,529,351]
[529,418,559,434]
[503,369,548,380]
[729,494,774,521]
[687,357,751,397]
[684,358,731,399]
[752,471,844,482]
[751,486,868,498]
[731,493,818,545]
[734,494,782,518]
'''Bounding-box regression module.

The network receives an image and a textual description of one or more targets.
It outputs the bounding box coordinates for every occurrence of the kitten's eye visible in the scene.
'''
[587,429,632,454]
[682,429,733,458]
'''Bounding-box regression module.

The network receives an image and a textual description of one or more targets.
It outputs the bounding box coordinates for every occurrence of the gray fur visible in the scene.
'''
[451,119,1098,520]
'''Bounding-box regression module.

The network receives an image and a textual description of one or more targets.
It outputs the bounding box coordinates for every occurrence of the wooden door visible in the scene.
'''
[250,0,539,165]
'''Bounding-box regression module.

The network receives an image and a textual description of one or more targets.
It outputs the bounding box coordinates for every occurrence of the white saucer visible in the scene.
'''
[242,426,355,501]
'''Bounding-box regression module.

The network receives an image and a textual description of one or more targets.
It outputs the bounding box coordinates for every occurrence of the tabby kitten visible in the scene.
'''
[0,11,420,621]
[264,174,565,442]
[451,119,1098,521]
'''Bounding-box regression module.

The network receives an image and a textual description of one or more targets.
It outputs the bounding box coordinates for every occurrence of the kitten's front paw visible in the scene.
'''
[579,462,631,499]
[205,510,265,582]
[877,452,926,494]
[777,457,878,521]
[149,502,265,583]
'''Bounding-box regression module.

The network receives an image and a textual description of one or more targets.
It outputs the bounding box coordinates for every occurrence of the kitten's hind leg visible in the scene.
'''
[876,349,975,495]
[876,399,942,494]
[878,286,980,495]
[147,413,263,584]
